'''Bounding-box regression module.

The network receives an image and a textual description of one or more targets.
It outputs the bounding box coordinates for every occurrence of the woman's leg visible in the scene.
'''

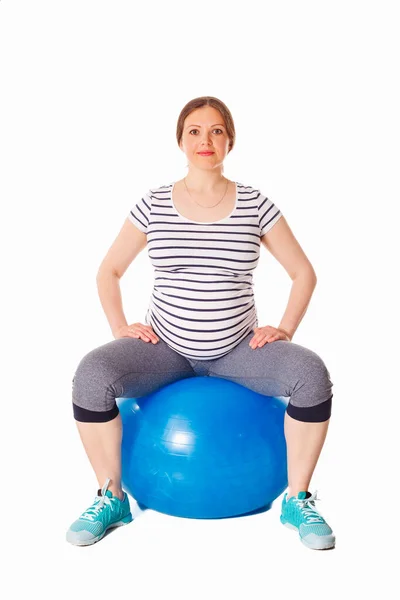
[204,332,334,496]
[75,415,125,499]
[284,414,329,499]
[71,337,197,498]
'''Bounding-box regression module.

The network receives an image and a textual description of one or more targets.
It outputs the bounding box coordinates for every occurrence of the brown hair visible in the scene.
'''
[176,96,236,154]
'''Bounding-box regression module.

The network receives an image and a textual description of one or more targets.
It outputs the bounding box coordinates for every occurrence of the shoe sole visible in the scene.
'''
[281,519,336,550]
[66,514,133,546]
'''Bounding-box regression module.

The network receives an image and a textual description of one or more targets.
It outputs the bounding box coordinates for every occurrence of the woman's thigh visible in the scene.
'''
[72,337,196,421]
[206,331,333,422]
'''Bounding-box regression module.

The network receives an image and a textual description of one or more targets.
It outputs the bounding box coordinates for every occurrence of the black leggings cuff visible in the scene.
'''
[286,396,332,423]
[73,402,120,423]
[73,396,332,424]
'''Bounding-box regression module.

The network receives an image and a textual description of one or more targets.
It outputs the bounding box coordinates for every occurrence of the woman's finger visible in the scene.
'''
[130,325,150,335]
[143,326,160,343]
[131,325,159,343]
[250,336,265,347]
[128,328,149,341]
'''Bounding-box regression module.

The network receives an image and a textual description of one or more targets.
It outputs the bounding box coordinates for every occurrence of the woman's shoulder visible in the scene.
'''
[236,181,268,200]
[236,181,257,192]
[148,182,174,195]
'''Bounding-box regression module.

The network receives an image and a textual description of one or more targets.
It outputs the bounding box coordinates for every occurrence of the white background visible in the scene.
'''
[1,0,398,597]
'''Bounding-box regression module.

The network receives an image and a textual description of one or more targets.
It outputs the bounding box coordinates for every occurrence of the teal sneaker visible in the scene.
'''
[66,478,133,546]
[280,490,335,550]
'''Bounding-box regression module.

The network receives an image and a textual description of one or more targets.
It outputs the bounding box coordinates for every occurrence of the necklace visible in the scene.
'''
[183,176,229,209]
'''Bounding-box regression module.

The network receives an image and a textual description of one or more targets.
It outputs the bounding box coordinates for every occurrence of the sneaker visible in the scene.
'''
[280,490,335,550]
[66,478,133,546]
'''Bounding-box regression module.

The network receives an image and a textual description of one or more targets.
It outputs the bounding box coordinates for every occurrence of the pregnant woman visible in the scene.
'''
[67,96,335,551]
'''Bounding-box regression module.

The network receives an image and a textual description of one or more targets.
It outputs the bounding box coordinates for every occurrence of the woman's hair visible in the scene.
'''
[176,96,236,154]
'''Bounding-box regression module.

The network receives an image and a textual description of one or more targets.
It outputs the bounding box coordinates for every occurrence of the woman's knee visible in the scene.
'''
[72,346,120,423]
[287,347,333,422]
[303,350,333,391]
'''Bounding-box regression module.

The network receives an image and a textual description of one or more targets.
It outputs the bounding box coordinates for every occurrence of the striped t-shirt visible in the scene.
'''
[128,181,282,360]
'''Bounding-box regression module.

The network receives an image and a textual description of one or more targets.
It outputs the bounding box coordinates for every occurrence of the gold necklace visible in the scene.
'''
[183,177,229,209]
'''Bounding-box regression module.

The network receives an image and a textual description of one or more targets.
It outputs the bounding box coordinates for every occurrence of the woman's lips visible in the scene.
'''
[198,152,214,156]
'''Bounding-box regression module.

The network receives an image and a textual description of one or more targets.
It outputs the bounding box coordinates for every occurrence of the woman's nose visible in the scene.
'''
[200,135,212,144]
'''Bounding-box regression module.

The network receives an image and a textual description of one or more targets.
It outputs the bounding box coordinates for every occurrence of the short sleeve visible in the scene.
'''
[128,190,152,233]
[258,190,283,237]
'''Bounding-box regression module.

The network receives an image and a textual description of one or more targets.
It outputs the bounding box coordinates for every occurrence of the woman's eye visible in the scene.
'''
[189,129,223,135]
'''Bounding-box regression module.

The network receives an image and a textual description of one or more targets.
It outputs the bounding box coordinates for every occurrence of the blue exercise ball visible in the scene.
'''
[117,376,288,519]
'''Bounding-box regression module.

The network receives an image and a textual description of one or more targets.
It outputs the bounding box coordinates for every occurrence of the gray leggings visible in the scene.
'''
[72,331,333,423]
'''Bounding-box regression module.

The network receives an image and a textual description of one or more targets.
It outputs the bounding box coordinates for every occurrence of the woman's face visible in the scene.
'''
[179,106,231,170]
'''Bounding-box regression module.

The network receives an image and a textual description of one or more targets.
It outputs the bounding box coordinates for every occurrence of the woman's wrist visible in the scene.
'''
[277,327,293,341]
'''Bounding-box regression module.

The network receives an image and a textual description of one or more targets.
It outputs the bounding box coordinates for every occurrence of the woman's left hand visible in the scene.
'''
[249,325,291,349]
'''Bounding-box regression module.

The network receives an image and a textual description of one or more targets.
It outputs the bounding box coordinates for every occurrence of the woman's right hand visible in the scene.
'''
[114,322,160,344]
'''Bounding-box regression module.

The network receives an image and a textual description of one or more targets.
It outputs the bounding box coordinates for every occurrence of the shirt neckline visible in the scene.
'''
[170,181,238,224]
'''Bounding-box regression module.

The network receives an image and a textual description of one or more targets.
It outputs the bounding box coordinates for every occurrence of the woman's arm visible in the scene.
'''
[260,216,317,339]
[96,218,147,336]
[96,270,128,337]
[277,272,317,340]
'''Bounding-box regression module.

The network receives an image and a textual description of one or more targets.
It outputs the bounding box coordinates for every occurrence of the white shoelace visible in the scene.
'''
[294,490,325,524]
[80,477,114,522]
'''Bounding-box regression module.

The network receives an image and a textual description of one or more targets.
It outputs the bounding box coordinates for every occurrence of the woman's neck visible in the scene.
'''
[183,169,227,193]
